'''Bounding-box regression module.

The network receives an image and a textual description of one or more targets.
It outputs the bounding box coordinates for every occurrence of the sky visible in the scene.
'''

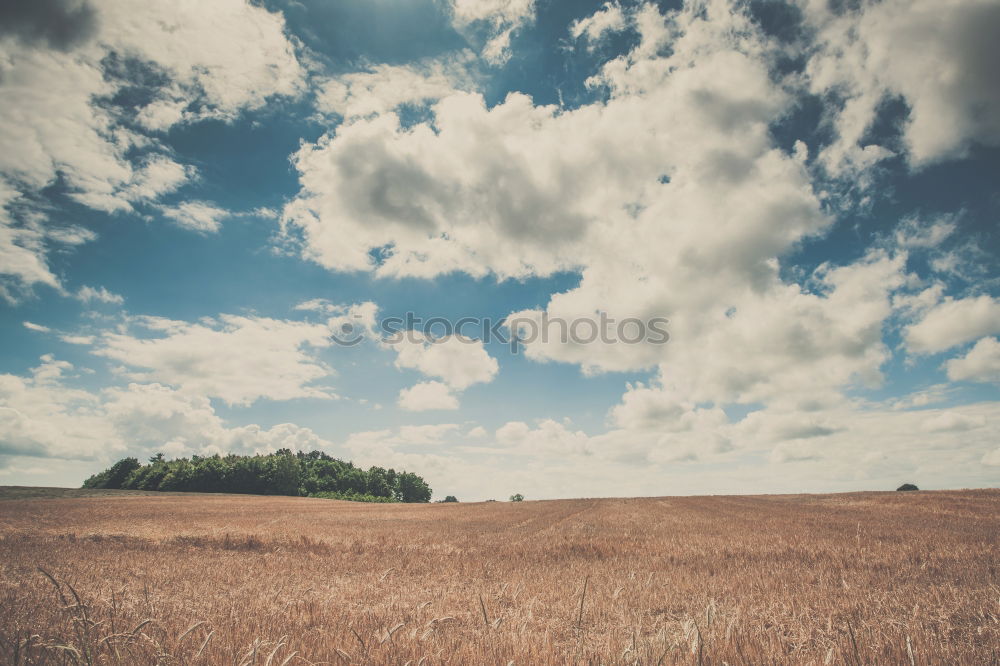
[1,0,999,501]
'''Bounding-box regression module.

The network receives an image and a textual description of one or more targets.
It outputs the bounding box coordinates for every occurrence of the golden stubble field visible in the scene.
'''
[0,489,997,665]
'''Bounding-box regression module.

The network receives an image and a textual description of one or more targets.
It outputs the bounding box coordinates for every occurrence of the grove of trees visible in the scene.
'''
[83,450,432,503]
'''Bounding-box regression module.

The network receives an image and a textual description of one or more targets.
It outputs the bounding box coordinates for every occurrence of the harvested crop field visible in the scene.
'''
[1,489,997,664]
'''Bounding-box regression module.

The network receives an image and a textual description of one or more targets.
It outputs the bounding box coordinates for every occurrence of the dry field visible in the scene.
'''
[0,489,997,665]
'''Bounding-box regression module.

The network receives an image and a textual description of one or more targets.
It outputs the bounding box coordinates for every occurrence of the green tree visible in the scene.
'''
[125,461,169,491]
[397,472,432,503]
[509,493,524,502]
[266,450,302,496]
[82,457,141,489]
[366,466,394,498]
[80,450,433,502]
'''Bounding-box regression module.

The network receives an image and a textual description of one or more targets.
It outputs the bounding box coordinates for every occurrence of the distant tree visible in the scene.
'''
[366,466,394,498]
[897,483,919,491]
[443,495,458,502]
[265,450,301,496]
[127,460,170,491]
[81,450,433,502]
[82,457,141,489]
[397,472,432,503]
[509,493,524,502]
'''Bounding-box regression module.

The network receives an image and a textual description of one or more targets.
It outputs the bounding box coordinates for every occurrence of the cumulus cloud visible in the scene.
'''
[477,399,1000,494]
[392,333,498,390]
[0,0,304,295]
[802,0,1000,171]
[391,333,498,411]
[0,355,335,472]
[922,411,986,433]
[946,337,1000,384]
[496,419,592,456]
[398,381,460,412]
[97,0,304,122]
[281,1,952,460]
[0,355,115,461]
[905,295,1000,354]
[93,314,338,406]
[103,382,332,457]
[283,2,818,284]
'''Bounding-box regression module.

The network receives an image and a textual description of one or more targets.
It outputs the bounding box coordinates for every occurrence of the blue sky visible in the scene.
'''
[1,0,999,500]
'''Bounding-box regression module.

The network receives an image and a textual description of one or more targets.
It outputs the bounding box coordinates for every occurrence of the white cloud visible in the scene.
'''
[922,411,986,433]
[905,295,1000,354]
[0,0,305,295]
[329,301,380,334]
[395,423,461,445]
[1,181,82,300]
[0,355,118,461]
[158,201,229,233]
[946,337,1000,384]
[802,0,1000,170]
[22,321,51,333]
[887,384,952,410]
[294,298,336,314]
[398,381,460,412]
[293,301,379,342]
[60,335,95,346]
[473,398,1000,495]
[282,0,945,455]
[93,314,337,406]
[284,2,815,284]
[14,385,998,494]
[450,0,534,26]
[571,2,627,45]
[76,285,124,305]
[392,333,498,391]
[0,355,335,471]
[894,215,958,250]
[449,0,535,65]
[496,419,592,456]
[391,332,496,410]
[103,382,331,457]
[316,54,476,119]
[42,225,97,246]
[98,0,305,123]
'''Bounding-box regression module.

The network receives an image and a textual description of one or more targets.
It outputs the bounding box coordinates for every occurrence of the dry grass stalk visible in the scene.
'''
[0,488,997,664]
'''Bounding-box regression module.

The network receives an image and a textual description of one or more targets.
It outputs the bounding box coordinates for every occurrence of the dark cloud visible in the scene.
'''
[953,2,1000,131]
[0,0,98,51]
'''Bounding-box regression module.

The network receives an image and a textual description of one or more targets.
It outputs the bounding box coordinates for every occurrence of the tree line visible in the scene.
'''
[82,449,432,503]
